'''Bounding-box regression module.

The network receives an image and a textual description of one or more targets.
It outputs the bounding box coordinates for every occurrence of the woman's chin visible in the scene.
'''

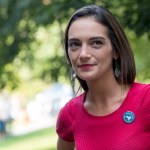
[78,75,97,82]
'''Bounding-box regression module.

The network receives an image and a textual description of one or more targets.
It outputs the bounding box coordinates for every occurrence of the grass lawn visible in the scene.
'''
[0,126,57,150]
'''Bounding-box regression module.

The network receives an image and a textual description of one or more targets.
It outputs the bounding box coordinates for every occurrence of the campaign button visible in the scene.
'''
[123,111,135,124]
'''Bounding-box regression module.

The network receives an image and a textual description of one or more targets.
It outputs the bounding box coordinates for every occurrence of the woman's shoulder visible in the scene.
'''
[127,82,150,104]
[131,82,150,93]
[133,81,150,87]
[132,82,150,107]
[56,92,86,141]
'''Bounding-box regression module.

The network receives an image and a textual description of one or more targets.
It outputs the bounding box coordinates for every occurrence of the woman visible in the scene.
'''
[56,4,150,150]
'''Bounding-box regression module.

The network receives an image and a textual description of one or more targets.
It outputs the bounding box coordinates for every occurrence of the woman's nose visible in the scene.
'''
[79,45,91,60]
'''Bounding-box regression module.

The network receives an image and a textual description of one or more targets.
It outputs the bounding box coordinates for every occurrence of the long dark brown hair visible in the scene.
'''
[64,5,136,92]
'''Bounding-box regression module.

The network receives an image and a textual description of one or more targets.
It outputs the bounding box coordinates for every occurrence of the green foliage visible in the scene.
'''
[0,64,20,89]
[130,34,150,81]
[0,0,37,89]
[121,0,150,38]
[106,0,150,38]
[0,0,149,90]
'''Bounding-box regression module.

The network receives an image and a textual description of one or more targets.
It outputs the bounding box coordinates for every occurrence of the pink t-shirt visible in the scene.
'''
[56,82,150,150]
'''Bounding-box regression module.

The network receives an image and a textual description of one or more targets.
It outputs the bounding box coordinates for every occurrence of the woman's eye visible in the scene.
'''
[68,42,81,50]
[91,40,103,47]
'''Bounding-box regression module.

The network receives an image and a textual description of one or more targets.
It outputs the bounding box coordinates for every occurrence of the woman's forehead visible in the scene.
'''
[68,17,109,40]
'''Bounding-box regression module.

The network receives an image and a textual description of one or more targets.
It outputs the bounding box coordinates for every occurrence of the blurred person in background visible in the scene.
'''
[56,4,150,150]
[0,94,11,137]
[0,119,6,137]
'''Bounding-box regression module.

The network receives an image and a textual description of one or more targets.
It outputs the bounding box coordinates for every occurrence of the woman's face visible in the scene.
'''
[68,17,116,82]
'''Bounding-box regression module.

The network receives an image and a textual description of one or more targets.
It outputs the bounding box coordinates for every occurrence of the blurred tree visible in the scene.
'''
[118,0,150,38]
[0,0,149,90]
[0,0,39,89]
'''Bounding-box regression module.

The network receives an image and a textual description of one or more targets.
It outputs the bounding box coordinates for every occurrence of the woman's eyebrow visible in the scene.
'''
[68,36,105,42]
[89,36,105,41]
[68,38,80,42]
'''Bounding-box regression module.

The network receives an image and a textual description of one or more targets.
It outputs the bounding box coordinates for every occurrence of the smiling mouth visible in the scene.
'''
[78,64,95,69]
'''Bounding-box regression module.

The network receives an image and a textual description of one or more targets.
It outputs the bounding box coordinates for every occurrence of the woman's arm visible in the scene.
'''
[57,137,75,150]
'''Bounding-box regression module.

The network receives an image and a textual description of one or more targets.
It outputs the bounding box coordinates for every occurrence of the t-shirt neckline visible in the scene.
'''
[81,83,135,118]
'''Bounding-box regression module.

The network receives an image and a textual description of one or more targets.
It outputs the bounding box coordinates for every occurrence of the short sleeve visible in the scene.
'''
[56,102,74,142]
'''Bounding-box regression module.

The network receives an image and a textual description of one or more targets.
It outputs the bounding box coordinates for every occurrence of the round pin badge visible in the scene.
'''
[123,111,135,124]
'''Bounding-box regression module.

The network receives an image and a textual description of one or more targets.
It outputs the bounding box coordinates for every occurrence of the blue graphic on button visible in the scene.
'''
[123,111,135,124]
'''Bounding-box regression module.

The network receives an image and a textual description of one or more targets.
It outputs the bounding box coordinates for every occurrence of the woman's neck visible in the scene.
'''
[84,81,130,116]
[86,77,130,108]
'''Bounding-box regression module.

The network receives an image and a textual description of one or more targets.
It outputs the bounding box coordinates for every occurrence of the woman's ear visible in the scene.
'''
[113,50,119,59]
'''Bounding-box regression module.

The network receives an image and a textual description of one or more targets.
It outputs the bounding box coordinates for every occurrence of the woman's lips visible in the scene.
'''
[78,64,95,69]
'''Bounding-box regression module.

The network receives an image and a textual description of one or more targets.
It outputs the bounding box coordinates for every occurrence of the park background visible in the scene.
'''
[0,0,150,150]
